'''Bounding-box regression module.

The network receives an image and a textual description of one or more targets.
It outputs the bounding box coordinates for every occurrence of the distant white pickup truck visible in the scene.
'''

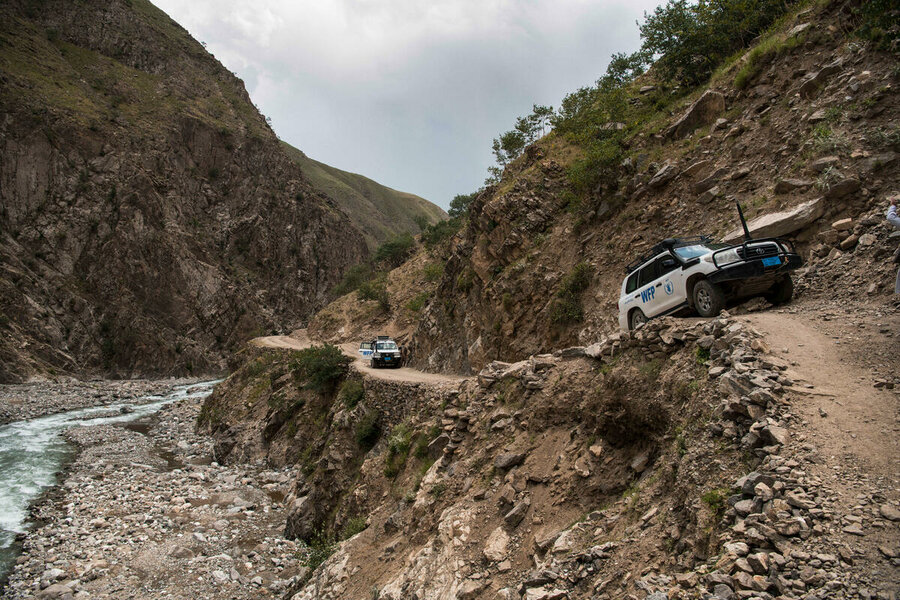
[358,336,402,368]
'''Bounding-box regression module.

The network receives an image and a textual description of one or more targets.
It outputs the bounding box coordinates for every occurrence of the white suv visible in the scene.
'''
[365,336,402,368]
[618,236,802,331]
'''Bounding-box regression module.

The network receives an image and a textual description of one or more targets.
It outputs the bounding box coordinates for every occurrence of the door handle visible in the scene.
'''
[634,294,640,299]
[655,283,662,287]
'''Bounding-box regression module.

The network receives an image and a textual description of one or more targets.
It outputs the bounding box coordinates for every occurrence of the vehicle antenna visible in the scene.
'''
[736,199,752,241]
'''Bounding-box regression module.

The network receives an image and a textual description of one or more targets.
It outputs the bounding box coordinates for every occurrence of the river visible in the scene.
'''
[0,380,218,582]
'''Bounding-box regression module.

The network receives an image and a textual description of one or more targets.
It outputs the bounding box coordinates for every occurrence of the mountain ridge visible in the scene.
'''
[280,142,447,250]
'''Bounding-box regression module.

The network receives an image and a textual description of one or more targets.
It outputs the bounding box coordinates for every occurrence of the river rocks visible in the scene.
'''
[0,379,202,425]
[2,387,303,600]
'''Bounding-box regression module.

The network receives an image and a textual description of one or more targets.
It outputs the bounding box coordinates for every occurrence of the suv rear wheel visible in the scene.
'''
[694,280,725,317]
[629,309,649,330]
[765,276,794,305]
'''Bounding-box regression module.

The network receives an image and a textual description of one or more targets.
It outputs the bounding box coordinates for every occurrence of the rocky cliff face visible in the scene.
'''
[0,0,368,382]
[406,1,899,374]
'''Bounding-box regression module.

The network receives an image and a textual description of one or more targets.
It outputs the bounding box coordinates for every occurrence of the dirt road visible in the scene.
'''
[250,330,466,385]
[738,307,899,476]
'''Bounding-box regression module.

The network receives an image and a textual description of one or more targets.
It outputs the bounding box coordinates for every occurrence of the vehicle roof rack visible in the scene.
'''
[624,235,713,274]
[376,335,391,340]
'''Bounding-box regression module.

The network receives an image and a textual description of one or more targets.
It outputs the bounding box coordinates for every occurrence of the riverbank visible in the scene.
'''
[1,389,308,600]
[0,379,207,426]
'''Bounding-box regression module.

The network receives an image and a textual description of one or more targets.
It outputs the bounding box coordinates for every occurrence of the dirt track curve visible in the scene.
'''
[250,329,466,385]
[737,308,899,478]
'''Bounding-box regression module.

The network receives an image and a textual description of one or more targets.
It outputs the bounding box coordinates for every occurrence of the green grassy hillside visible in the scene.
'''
[281,142,447,250]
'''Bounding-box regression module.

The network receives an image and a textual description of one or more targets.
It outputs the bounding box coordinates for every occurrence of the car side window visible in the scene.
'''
[625,271,640,294]
[657,255,680,278]
[638,260,659,287]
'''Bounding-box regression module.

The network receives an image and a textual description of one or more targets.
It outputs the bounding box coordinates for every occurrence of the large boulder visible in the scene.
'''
[667,90,726,138]
[722,197,825,243]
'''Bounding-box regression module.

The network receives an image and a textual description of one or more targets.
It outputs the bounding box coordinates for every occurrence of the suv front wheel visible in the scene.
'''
[694,280,725,318]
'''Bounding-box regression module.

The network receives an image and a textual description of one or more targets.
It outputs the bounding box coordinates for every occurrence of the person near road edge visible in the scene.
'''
[888,197,900,294]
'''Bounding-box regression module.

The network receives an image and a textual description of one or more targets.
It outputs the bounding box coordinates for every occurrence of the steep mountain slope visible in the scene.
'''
[0,0,368,382]
[405,1,899,373]
[280,142,447,250]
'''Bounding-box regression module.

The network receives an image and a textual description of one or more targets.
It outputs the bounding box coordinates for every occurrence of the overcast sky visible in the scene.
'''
[153,0,663,209]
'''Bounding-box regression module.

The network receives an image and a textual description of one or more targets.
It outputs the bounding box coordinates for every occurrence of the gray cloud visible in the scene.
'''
[153,0,662,208]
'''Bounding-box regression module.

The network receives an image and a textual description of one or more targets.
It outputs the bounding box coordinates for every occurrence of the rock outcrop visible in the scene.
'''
[0,0,368,381]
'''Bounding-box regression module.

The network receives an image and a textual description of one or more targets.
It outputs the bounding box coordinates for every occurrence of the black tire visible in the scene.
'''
[629,309,649,330]
[765,276,794,305]
[693,279,725,317]
[370,359,378,369]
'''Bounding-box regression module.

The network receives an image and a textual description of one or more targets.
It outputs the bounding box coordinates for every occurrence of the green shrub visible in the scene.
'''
[357,276,390,312]
[406,292,431,312]
[420,219,462,249]
[292,344,352,392]
[456,268,475,293]
[374,233,415,268]
[639,0,798,87]
[300,528,336,573]
[734,32,803,90]
[384,423,412,478]
[566,136,625,197]
[448,192,476,219]
[701,488,730,517]
[355,411,381,450]
[430,482,448,499]
[340,516,368,540]
[854,0,900,51]
[551,262,593,324]
[338,378,365,408]
[333,263,374,296]
[423,261,444,282]
[695,346,710,365]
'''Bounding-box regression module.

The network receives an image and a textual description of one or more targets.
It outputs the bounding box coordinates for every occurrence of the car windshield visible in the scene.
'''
[673,244,717,259]
[376,342,398,351]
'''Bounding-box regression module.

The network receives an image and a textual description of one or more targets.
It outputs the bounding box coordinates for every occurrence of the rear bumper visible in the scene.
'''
[707,253,802,284]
